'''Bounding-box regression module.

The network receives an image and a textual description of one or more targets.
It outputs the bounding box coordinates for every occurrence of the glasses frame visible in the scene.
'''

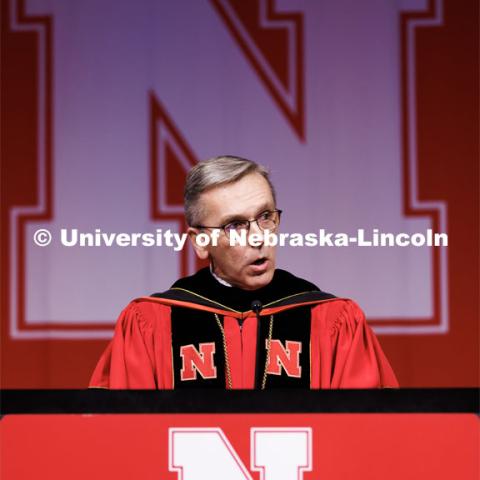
[194,209,283,237]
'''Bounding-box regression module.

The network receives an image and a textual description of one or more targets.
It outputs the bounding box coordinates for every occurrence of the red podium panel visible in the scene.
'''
[1,413,478,479]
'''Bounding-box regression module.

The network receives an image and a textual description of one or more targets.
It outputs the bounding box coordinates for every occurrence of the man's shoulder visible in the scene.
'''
[273,268,321,293]
[169,267,211,291]
[310,297,367,330]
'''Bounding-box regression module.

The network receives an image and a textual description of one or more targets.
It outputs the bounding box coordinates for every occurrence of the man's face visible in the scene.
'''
[189,172,277,290]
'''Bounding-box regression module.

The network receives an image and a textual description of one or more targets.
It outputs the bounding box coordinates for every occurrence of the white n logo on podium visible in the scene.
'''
[169,428,312,480]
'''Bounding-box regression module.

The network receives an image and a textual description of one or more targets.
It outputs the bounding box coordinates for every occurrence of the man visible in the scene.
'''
[90,156,398,389]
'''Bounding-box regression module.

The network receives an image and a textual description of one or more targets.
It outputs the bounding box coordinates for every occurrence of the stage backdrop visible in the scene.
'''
[1,0,478,387]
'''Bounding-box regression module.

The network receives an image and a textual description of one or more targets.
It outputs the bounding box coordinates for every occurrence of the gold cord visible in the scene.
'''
[215,313,275,390]
[214,313,233,389]
[261,315,274,390]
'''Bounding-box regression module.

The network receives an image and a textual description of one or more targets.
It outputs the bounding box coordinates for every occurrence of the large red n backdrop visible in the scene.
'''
[1,0,478,387]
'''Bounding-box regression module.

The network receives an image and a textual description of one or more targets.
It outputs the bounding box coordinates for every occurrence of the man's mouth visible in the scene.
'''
[249,257,269,272]
[251,257,266,266]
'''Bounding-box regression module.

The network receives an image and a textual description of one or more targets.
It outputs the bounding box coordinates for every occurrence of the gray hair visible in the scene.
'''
[184,155,276,226]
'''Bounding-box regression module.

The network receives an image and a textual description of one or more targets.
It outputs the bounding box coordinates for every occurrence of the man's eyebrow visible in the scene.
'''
[219,204,273,225]
[218,213,246,225]
[254,204,274,216]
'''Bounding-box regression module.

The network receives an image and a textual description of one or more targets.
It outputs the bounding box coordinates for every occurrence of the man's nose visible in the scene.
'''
[248,221,264,247]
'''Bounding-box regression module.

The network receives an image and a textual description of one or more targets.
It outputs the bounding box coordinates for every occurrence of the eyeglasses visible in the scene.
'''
[195,209,282,238]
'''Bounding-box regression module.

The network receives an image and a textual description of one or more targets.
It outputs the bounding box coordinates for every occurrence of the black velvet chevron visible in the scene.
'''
[151,268,336,388]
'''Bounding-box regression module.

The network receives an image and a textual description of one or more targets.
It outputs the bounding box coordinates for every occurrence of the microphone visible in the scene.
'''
[251,300,263,315]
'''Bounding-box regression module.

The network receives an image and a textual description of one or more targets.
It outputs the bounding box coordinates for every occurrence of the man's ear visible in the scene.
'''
[187,227,209,260]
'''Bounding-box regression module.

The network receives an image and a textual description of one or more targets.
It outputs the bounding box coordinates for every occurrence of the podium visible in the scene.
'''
[1,389,478,479]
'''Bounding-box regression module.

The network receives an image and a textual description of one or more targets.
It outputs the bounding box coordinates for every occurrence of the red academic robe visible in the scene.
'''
[90,293,398,389]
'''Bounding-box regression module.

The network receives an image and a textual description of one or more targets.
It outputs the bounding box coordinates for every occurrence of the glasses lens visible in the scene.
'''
[257,211,279,230]
[224,221,250,237]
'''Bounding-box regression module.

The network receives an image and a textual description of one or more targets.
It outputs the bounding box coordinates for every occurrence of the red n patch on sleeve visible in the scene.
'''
[266,340,302,378]
[180,343,217,381]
